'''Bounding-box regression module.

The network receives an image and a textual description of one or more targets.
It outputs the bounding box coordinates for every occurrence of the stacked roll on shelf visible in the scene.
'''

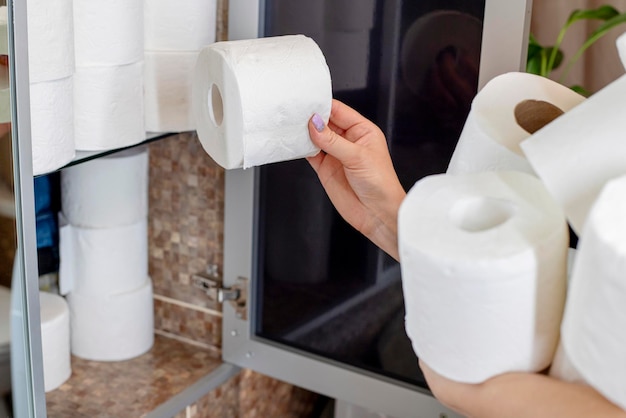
[73,0,145,151]
[144,0,218,132]
[59,148,154,361]
[26,0,75,175]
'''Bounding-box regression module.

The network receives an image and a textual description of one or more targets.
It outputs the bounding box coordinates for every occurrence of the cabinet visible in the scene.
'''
[6,0,532,417]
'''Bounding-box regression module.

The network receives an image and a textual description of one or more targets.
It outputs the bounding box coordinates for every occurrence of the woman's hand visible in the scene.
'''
[307,99,405,260]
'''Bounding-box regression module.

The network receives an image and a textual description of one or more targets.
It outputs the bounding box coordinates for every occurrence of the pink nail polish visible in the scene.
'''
[312,113,325,132]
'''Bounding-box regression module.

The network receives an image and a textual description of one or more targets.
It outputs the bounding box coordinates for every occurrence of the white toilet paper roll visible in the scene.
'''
[27,0,74,83]
[448,72,585,176]
[74,62,145,151]
[560,175,626,410]
[0,6,8,55]
[324,0,375,31]
[58,218,148,296]
[193,35,332,169]
[399,171,568,383]
[325,30,370,92]
[617,32,626,70]
[0,64,10,124]
[73,0,143,67]
[61,147,148,228]
[521,74,626,235]
[39,292,71,392]
[549,342,585,383]
[68,279,154,361]
[30,76,75,176]
[144,0,217,50]
[144,51,197,132]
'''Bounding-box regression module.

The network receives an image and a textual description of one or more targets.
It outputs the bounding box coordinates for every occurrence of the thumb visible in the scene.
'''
[308,113,356,164]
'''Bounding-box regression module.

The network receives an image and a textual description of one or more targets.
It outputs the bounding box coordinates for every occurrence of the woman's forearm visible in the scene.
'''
[426,367,626,418]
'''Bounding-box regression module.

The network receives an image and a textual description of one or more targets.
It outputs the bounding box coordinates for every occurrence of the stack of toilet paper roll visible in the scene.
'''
[144,0,217,132]
[59,147,154,361]
[27,0,75,175]
[73,0,144,150]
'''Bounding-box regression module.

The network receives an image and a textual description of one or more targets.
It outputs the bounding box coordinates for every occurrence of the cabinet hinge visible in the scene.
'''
[192,266,248,320]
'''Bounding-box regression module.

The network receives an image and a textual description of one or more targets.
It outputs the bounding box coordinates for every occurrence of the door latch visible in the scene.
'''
[192,266,248,320]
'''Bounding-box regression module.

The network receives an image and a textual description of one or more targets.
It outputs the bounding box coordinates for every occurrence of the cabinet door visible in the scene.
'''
[222,1,532,417]
[5,0,49,416]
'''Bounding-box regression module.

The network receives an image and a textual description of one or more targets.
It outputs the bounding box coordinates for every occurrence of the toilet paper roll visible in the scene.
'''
[521,74,626,235]
[27,0,74,83]
[74,0,143,67]
[398,171,568,383]
[30,77,75,176]
[74,62,145,151]
[39,291,71,392]
[144,0,217,50]
[448,72,586,176]
[325,30,370,92]
[549,342,585,383]
[324,0,375,31]
[68,279,154,361]
[560,174,626,410]
[0,64,10,124]
[617,32,626,70]
[144,51,197,132]
[61,147,148,228]
[58,218,148,296]
[0,6,8,55]
[193,35,332,169]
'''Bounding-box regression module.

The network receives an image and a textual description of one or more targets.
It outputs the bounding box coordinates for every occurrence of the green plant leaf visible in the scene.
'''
[570,85,591,97]
[548,6,619,75]
[560,12,626,82]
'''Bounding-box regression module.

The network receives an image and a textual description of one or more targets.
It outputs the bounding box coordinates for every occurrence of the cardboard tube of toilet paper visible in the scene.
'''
[447,72,585,176]
[58,218,148,296]
[27,0,74,83]
[39,292,71,392]
[521,74,626,235]
[73,0,143,66]
[68,279,154,361]
[617,32,626,70]
[193,35,332,169]
[559,174,626,410]
[61,147,148,228]
[144,0,217,50]
[74,62,145,151]
[398,171,568,383]
[30,77,75,176]
[144,51,197,132]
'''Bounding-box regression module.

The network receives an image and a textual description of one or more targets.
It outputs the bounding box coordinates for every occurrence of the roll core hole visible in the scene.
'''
[514,99,564,134]
[450,197,516,232]
[208,83,224,127]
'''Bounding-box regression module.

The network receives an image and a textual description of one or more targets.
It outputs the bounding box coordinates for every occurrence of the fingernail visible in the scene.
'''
[312,113,325,132]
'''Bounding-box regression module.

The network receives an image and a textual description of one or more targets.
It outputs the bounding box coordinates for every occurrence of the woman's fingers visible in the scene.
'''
[308,113,359,166]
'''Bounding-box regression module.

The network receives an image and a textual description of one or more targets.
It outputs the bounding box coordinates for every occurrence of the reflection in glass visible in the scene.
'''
[256,0,484,389]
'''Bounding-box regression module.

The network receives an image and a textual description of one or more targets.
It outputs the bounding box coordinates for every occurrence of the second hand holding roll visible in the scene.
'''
[193,35,332,169]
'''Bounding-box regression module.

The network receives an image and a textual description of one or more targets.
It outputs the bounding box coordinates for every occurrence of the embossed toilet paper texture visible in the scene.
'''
[521,74,626,235]
[193,35,332,169]
[399,171,568,383]
[447,72,585,176]
[560,175,626,410]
